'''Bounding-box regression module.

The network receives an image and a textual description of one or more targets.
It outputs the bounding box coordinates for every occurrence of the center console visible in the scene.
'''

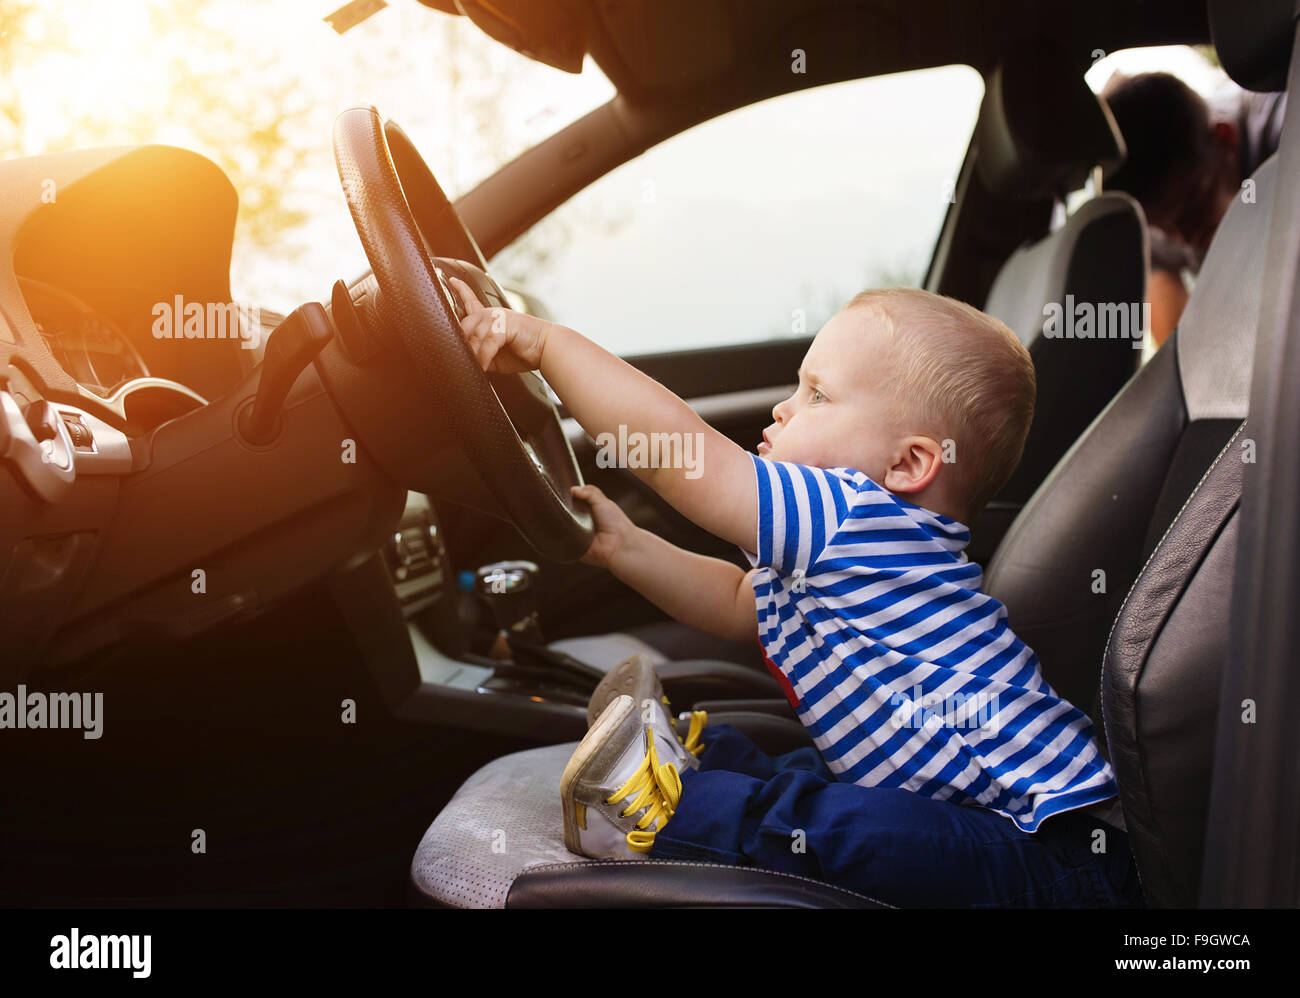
[330,491,597,744]
[331,492,791,746]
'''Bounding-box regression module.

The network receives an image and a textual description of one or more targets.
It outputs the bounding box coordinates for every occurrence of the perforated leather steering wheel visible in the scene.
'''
[332,106,593,561]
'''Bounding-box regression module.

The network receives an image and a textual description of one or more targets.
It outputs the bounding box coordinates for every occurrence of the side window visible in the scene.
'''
[493,65,984,355]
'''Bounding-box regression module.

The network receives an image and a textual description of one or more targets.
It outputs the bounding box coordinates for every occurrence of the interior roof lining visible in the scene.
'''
[581,0,1211,102]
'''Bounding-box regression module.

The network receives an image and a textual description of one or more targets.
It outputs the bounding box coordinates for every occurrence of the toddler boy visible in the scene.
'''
[450,279,1140,907]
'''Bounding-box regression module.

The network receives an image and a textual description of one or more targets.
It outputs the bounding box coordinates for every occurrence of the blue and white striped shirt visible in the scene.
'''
[745,454,1118,832]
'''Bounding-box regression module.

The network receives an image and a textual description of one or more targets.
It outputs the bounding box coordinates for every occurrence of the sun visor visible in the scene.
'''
[416,0,587,73]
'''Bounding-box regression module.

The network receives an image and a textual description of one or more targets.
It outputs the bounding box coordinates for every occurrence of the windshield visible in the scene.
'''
[0,0,615,313]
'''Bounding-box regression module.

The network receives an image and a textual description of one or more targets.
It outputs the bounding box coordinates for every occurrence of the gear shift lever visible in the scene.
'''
[472,559,606,687]
[475,560,544,643]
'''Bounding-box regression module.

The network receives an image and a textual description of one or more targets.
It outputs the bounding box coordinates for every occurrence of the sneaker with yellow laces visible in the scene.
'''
[561,694,684,859]
[587,653,707,771]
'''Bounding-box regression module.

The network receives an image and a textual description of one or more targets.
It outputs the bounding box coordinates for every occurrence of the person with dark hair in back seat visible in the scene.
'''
[1102,70,1285,348]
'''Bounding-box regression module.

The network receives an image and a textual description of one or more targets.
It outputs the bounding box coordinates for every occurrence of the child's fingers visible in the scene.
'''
[447,276,483,316]
[459,309,496,340]
[572,484,617,512]
[447,276,485,317]
[456,310,503,370]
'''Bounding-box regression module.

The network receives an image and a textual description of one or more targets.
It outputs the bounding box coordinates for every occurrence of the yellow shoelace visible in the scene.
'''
[683,710,708,757]
[661,695,708,758]
[605,726,682,853]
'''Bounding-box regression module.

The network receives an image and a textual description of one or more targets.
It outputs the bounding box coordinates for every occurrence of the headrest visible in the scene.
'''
[976,43,1125,200]
[1209,0,1296,93]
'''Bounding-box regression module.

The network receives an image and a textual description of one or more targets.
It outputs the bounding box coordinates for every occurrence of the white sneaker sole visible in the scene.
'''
[587,653,659,727]
[561,693,636,856]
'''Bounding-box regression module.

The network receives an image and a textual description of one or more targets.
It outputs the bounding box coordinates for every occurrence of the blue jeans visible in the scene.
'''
[648,723,1144,908]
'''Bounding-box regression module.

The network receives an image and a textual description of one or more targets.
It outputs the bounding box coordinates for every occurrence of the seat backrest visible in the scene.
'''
[987,146,1276,906]
[1099,0,1299,902]
[984,193,1147,506]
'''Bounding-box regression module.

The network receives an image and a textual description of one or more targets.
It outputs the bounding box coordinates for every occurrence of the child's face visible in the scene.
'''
[759,308,908,478]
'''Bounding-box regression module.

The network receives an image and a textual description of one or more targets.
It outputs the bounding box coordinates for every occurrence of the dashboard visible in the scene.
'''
[0,140,488,679]
[0,143,258,411]
[20,276,150,399]
[0,142,385,677]
[13,273,216,436]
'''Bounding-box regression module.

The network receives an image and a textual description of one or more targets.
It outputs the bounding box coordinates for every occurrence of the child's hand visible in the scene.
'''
[447,276,552,373]
[571,483,636,569]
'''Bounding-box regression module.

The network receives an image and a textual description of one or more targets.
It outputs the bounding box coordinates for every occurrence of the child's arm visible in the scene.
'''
[449,278,759,554]
[573,483,759,644]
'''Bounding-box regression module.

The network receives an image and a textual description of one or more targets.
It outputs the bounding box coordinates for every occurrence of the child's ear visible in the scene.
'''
[882,436,945,496]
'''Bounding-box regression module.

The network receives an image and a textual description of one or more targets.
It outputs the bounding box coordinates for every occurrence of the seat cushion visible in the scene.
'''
[410,739,887,908]
[411,742,582,908]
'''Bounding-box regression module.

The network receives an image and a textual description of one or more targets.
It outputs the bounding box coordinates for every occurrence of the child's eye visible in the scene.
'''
[810,388,826,403]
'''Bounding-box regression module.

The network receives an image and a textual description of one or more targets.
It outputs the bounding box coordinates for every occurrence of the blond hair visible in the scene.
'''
[842,288,1035,522]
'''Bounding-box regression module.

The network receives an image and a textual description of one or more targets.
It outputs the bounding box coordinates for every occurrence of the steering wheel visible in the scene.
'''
[331,105,593,562]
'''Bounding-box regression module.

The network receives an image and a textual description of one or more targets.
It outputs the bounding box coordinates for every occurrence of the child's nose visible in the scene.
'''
[772,397,792,423]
